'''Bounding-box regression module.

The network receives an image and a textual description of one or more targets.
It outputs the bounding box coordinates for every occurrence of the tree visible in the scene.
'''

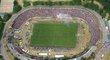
[14,57,20,60]
[62,57,69,60]
[23,1,30,7]
[81,57,86,60]
[0,20,5,40]
[13,1,22,13]
[91,52,95,59]
[0,16,3,21]
[33,1,40,5]
[71,0,81,5]
[98,0,110,13]
[0,55,4,60]
[47,0,53,6]
[83,3,99,13]
[3,14,12,22]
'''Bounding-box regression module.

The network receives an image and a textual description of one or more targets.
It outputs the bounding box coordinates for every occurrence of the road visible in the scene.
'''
[0,25,11,60]
[1,38,10,60]
[94,42,110,60]
[0,14,14,60]
[94,15,110,60]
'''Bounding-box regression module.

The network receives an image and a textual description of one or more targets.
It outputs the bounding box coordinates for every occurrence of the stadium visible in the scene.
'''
[5,6,102,59]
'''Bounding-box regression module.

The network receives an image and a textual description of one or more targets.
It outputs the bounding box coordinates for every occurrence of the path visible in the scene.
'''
[93,1,103,9]
[1,42,10,60]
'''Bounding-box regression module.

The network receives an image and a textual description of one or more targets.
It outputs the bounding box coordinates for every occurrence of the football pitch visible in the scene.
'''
[30,22,78,48]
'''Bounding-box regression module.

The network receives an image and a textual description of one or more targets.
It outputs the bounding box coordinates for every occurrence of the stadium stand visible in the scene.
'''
[12,7,100,46]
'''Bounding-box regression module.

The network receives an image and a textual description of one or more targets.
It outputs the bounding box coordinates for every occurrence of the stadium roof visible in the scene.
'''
[0,0,14,13]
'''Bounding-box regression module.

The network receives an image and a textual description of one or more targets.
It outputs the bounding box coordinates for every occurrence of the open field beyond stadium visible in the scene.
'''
[30,22,78,48]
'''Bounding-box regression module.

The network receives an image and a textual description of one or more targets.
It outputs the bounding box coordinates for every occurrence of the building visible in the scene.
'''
[0,0,14,13]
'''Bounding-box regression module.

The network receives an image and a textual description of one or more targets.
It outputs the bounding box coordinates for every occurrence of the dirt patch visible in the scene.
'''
[16,0,23,7]
[102,51,110,60]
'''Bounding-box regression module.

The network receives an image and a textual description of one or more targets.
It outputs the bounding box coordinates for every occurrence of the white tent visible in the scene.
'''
[39,53,48,56]
[55,55,64,58]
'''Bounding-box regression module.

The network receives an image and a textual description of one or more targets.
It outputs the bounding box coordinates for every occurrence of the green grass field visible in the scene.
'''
[30,22,78,48]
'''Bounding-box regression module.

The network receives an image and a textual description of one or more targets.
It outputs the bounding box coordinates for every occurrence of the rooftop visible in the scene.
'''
[0,0,14,13]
